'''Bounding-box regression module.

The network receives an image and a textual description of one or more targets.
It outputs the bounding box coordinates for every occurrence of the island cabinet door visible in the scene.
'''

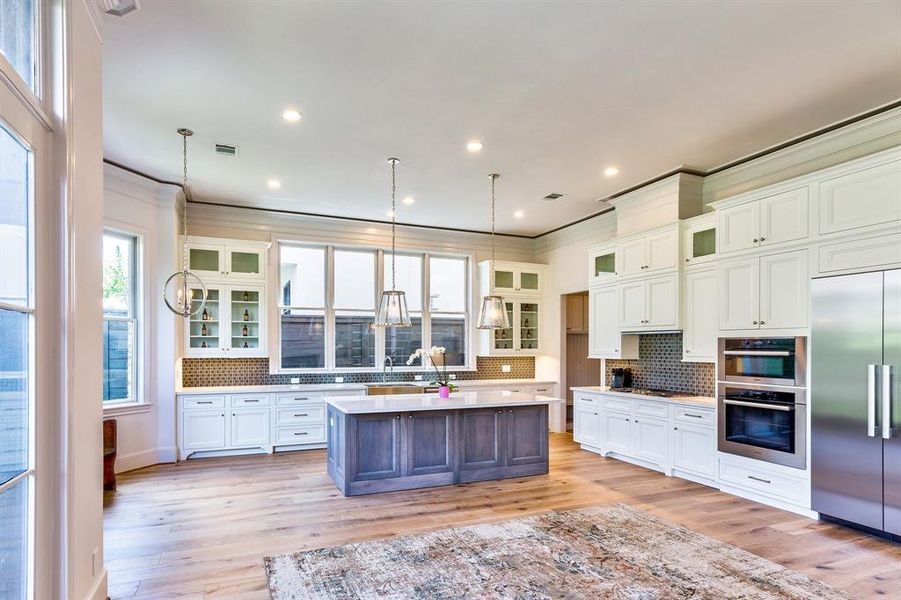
[404,410,457,477]
[459,408,506,472]
[326,407,345,482]
[348,413,404,481]
[504,405,548,467]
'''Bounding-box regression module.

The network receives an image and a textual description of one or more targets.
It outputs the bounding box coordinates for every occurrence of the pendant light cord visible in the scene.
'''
[389,157,398,291]
[490,173,499,277]
[182,132,188,271]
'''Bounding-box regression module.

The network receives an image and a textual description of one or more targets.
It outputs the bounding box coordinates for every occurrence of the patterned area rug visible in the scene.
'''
[264,504,847,599]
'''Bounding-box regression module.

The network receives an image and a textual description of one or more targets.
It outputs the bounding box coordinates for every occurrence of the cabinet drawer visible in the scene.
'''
[718,458,808,504]
[275,393,324,406]
[574,394,601,406]
[634,400,668,419]
[229,394,270,407]
[673,406,714,426]
[182,395,225,409]
[276,405,326,426]
[603,396,631,413]
[275,425,326,445]
[532,385,555,395]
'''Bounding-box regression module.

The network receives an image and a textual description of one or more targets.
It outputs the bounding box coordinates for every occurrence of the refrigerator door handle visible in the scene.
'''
[883,364,893,440]
[868,364,877,437]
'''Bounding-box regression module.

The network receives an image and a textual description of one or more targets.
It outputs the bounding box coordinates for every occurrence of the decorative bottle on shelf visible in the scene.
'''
[201,323,208,336]
[201,341,207,348]
[243,290,250,301]
[201,308,209,321]
[524,318,530,328]
[243,341,249,348]
[242,324,249,337]
[243,309,250,321]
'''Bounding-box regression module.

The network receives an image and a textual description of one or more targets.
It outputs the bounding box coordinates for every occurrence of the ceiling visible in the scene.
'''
[102,1,901,236]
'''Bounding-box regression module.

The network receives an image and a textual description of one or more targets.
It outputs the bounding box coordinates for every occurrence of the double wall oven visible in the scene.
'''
[717,337,807,469]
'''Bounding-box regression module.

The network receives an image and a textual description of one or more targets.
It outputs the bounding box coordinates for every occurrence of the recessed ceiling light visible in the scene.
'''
[604,166,619,177]
[386,209,396,218]
[282,108,302,122]
[514,210,525,219]
[267,179,281,189]
[467,140,484,153]
[402,196,415,205]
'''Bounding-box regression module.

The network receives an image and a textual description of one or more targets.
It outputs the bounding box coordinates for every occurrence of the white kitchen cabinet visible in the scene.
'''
[588,245,617,285]
[682,214,717,266]
[601,410,632,455]
[480,299,542,355]
[481,260,543,295]
[573,403,601,448]
[631,416,669,465]
[682,269,717,362]
[229,407,271,448]
[672,423,716,478]
[588,286,638,359]
[717,188,808,255]
[718,249,808,331]
[187,239,267,281]
[181,410,227,456]
[817,158,901,237]
[184,284,267,357]
[615,226,678,277]
[617,238,647,277]
[617,274,678,331]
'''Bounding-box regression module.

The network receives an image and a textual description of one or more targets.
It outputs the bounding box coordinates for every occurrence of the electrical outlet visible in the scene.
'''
[334,376,344,383]
[414,374,423,381]
[449,373,457,380]
[501,364,512,373]
[290,377,300,384]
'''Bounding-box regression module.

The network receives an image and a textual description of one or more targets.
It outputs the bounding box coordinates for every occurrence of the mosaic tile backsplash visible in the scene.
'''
[182,356,536,387]
[605,334,715,397]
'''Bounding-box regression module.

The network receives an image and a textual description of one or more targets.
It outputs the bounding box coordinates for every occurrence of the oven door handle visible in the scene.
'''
[722,350,791,357]
[722,399,793,412]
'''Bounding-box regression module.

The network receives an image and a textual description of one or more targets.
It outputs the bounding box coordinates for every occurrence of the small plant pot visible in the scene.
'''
[438,385,450,398]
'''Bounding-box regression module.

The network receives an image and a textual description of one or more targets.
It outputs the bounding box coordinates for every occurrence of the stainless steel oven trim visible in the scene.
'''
[717,382,807,470]
[723,398,793,411]
[717,337,807,388]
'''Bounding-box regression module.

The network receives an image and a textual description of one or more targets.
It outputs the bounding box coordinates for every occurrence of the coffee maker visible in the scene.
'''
[611,368,632,389]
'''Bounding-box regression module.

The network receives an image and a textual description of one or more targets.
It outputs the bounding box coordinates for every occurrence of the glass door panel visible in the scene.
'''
[189,247,221,273]
[692,228,716,259]
[231,289,260,350]
[494,270,514,291]
[520,302,538,350]
[189,288,220,349]
[229,250,261,276]
[594,253,615,278]
[493,302,514,350]
[519,271,539,292]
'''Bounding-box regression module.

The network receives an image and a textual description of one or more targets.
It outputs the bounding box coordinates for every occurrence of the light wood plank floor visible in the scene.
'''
[104,434,901,599]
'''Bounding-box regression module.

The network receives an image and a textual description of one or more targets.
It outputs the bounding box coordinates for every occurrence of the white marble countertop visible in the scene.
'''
[570,386,716,408]
[326,391,565,414]
[177,378,557,395]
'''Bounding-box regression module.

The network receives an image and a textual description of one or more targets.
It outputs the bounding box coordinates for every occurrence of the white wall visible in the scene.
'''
[103,165,180,473]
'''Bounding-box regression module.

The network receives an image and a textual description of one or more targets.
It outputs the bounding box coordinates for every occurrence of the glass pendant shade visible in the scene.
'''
[376,289,412,327]
[163,269,207,318]
[477,294,510,330]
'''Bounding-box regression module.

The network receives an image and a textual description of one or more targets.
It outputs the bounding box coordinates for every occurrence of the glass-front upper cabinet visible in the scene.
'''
[588,244,617,285]
[185,285,267,357]
[482,300,541,355]
[488,261,542,295]
[682,214,717,266]
[186,238,267,281]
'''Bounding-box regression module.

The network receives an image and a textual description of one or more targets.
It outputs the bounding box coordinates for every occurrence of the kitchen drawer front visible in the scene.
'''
[602,396,632,413]
[276,405,326,426]
[673,406,715,426]
[229,394,270,407]
[634,400,668,419]
[531,384,556,396]
[182,395,226,409]
[275,393,325,406]
[275,425,326,445]
[718,458,807,505]
[574,394,602,407]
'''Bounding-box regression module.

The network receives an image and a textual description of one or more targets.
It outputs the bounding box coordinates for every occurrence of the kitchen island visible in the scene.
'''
[325,391,563,496]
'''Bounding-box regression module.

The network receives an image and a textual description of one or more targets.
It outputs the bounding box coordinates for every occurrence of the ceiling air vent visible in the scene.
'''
[213,143,239,157]
[543,193,563,201]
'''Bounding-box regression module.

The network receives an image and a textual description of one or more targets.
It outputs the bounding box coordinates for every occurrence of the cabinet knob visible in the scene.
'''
[221,413,225,417]
[497,409,504,414]
[752,321,758,325]
[408,415,414,419]
[760,237,766,241]
[674,427,678,431]
[752,238,758,243]
[760,321,766,325]
[685,258,690,263]
[394,415,401,420]
[686,350,690,353]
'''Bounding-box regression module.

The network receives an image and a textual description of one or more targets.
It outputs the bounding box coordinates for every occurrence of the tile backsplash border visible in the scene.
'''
[605,333,715,397]
[181,356,536,387]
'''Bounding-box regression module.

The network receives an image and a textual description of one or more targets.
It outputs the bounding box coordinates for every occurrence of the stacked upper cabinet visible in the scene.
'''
[184,237,270,357]
[681,213,718,363]
[478,260,545,355]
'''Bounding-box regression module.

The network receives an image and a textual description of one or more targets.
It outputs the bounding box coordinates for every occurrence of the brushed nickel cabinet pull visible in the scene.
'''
[294,431,308,436]
[294,413,309,417]
[748,475,771,484]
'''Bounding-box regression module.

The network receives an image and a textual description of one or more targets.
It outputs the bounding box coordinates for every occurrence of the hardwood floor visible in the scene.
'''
[104,434,901,599]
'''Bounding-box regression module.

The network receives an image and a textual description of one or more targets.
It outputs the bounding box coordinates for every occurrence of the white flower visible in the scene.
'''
[406,348,423,366]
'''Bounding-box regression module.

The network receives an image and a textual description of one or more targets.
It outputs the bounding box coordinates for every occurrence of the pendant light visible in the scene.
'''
[375,157,412,327]
[477,173,510,330]
[163,128,208,318]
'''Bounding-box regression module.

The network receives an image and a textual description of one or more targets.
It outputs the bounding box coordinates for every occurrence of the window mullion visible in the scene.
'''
[325,246,336,371]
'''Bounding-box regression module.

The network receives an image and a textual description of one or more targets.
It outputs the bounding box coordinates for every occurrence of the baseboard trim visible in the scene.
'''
[115,447,174,474]
[84,568,108,600]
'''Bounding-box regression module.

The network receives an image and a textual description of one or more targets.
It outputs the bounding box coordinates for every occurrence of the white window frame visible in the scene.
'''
[101,227,144,408]
[0,0,52,129]
[276,240,473,373]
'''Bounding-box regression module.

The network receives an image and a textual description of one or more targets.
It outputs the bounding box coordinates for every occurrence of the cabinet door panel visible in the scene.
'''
[185,286,224,355]
[617,239,646,276]
[350,413,403,481]
[632,417,669,465]
[718,203,759,254]
[182,410,226,451]
[718,258,759,330]
[646,275,677,328]
[230,408,270,447]
[759,187,808,247]
[589,286,620,357]
[683,270,717,362]
[459,409,505,470]
[188,243,224,278]
[646,229,678,272]
[759,249,808,329]
[602,411,631,455]
[405,410,455,476]
[506,405,548,466]
[573,405,601,447]
[617,282,646,328]
[673,424,715,477]
[818,159,901,236]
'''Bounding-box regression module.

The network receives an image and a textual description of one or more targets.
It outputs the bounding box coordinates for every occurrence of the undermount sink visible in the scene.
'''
[365,383,424,396]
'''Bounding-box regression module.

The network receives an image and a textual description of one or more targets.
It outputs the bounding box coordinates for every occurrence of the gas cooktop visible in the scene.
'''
[611,388,683,398]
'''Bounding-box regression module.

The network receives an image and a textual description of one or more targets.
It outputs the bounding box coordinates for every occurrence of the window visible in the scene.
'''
[279,246,326,368]
[102,231,139,403]
[278,244,470,371]
[0,125,33,600]
[0,0,37,93]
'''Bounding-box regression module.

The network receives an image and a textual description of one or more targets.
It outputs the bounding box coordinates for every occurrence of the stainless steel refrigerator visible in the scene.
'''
[811,269,901,535]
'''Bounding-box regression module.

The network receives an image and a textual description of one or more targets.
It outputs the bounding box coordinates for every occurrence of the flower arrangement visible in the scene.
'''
[407,346,457,394]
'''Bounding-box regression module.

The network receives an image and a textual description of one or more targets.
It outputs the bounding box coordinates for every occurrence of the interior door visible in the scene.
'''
[883,269,901,535]
[811,272,885,530]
